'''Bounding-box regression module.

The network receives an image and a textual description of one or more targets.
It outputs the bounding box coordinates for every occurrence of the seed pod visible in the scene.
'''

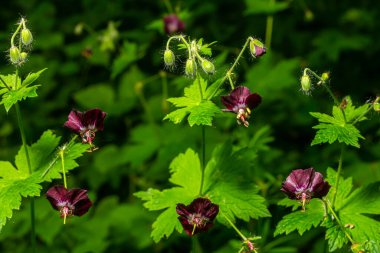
[200,59,215,74]
[185,58,196,77]
[164,49,175,67]
[9,46,21,64]
[21,28,33,46]
[300,74,311,93]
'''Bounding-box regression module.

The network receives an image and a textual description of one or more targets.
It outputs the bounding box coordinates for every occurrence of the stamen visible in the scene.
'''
[192,223,197,235]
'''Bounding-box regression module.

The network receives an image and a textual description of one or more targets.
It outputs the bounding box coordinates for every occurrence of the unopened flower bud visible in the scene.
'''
[300,74,311,93]
[374,97,380,112]
[21,28,33,46]
[9,46,21,64]
[20,52,28,61]
[185,58,196,77]
[249,38,266,58]
[200,59,215,74]
[164,49,175,67]
[321,72,329,82]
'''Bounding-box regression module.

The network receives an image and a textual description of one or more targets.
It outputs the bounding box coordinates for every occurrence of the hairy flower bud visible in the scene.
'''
[301,74,311,93]
[21,28,33,46]
[185,58,196,77]
[249,38,266,58]
[20,52,28,62]
[9,46,21,64]
[164,49,175,67]
[200,59,215,74]
[321,72,330,82]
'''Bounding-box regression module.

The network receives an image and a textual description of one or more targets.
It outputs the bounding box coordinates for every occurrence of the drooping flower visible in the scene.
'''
[176,198,219,236]
[46,186,92,223]
[64,108,106,145]
[163,14,185,34]
[221,86,262,127]
[281,168,330,210]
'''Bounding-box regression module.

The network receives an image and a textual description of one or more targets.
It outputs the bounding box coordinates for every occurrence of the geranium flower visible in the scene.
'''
[221,86,262,127]
[64,108,106,145]
[281,168,330,210]
[176,198,219,236]
[163,14,185,34]
[46,186,92,223]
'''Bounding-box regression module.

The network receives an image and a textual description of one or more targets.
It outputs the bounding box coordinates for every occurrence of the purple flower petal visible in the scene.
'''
[254,44,266,57]
[64,111,85,133]
[83,109,107,131]
[46,185,69,211]
[163,14,185,34]
[245,93,262,109]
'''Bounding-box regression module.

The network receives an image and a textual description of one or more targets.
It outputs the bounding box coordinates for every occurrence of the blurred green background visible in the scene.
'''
[0,0,379,252]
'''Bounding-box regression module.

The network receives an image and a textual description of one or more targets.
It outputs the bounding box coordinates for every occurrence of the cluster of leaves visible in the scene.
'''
[0,130,88,231]
[135,143,270,242]
[164,76,222,126]
[310,97,370,148]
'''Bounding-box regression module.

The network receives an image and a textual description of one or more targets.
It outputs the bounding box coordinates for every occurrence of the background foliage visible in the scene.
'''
[0,0,379,252]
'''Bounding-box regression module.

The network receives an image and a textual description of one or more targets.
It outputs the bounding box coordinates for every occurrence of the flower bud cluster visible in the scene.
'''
[8,18,33,66]
[164,35,216,78]
[300,69,330,95]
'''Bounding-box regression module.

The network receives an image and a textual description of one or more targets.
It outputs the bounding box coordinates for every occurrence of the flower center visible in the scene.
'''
[60,206,74,224]
[236,107,251,127]
[189,213,209,228]
[81,130,96,144]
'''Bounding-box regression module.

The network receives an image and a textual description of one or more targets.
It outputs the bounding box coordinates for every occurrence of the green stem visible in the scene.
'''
[325,199,354,244]
[199,126,206,195]
[11,19,23,47]
[59,149,67,188]
[191,236,203,253]
[15,103,36,253]
[265,0,275,49]
[221,211,247,240]
[332,145,345,208]
[209,37,252,99]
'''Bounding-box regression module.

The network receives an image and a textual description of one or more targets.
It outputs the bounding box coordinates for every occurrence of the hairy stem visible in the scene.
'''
[15,103,36,253]
[325,199,354,244]
[332,145,345,207]
[209,37,252,99]
[221,211,247,240]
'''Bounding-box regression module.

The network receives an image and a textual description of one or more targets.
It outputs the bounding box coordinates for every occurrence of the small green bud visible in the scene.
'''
[321,72,330,82]
[21,28,33,46]
[164,49,175,67]
[185,58,196,77]
[9,46,21,64]
[20,52,28,61]
[200,59,215,74]
[374,97,380,112]
[300,74,311,93]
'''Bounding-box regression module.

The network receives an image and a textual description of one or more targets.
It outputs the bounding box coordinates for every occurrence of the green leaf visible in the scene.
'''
[1,85,40,112]
[134,149,202,242]
[274,199,325,236]
[111,41,139,78]
[0,130,89,231]
[0,74,20,90]
[21,68,47,87]
[164,77,221,126]
[204,143,270,224]
[326,169,380,249]
[324,221,348,252]
[310,97,368,148]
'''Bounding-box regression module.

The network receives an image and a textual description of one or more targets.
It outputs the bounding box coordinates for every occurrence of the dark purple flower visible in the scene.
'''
[163,14,185,34]
[46,186,92,223]
[221,86,262,127]
[249,38,266,58]
[281,168,330,210]
[64,109,106,145]
[176,198,219,236]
